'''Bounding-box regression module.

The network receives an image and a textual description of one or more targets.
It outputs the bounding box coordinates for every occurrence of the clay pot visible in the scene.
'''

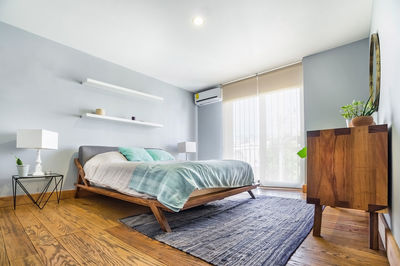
[351,116,375,127]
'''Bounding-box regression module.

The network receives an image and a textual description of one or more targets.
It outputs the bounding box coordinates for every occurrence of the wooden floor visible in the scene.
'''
[0,188,388,265]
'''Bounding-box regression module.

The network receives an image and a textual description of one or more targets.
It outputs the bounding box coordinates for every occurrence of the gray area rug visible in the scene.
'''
[120,195,314,266]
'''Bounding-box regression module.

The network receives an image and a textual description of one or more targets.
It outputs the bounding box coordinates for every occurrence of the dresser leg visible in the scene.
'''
[313,204,322,237]
[369,212,379,250]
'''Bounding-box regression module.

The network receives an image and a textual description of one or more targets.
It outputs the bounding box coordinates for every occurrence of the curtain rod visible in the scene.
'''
[220,60,302,87]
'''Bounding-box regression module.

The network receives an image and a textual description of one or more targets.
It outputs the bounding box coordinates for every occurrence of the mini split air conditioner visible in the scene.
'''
[194,87,222,106]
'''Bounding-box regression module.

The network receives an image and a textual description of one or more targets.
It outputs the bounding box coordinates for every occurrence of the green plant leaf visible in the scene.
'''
[297,147,307,159]
[15,156,23,166]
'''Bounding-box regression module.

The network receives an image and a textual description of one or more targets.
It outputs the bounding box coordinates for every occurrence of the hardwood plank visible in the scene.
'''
[0,188,389,266]
[0,218,10,266]
[10,254,42,266]
[106,225,209,266]
[322,212,369,227]
[297,237,388,264]
[59,200,120,229]
[89,230,167,265]
[57,230,164,265]
[27,204,82,238]
[13,206,79,265]
[42,201,116,233]
[322,219,369,234]
[67,196,149,221]
[0,208,36,261]
[290,249,356,266]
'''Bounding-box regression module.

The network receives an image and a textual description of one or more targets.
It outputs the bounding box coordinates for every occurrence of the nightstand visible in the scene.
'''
[12,173,63,209]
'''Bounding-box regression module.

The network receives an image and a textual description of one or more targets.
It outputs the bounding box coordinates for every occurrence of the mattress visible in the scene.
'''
[83,151,254,211]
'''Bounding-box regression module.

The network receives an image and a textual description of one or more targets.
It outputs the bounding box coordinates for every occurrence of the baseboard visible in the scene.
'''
[0,189,95,208]
[378,213,400,266]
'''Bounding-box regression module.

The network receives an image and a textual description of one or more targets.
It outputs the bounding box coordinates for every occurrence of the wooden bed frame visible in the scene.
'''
[74,158,259,232]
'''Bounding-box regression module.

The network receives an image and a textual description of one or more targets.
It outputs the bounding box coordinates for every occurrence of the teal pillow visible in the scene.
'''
[119,147,154,162]
[146,149,175,161]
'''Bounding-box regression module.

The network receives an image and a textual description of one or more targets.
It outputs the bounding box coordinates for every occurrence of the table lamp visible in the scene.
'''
[178,141,197,160]
[16,129,58,176]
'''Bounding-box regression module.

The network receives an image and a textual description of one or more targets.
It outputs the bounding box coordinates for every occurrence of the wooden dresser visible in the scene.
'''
[306,124,388,250]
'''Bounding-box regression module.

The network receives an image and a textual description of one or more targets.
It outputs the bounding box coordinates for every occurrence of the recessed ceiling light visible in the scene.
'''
[192,16,204,26]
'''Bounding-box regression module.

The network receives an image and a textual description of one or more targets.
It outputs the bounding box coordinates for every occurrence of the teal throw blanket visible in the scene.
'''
[128,160,254,212]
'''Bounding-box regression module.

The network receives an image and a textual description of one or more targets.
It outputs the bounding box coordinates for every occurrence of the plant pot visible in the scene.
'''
[17,165,30,177]
[351,116,375,127]
[346,119,351,128]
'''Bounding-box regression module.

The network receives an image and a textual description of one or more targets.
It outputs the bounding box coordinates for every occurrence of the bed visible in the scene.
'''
[74,145,258,232]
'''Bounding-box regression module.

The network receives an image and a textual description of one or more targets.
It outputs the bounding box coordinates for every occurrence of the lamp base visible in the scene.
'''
[32,149,44,176]
[32,171,44,176]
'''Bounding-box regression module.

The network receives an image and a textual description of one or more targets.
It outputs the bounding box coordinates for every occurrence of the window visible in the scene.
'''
[222,64,304,188]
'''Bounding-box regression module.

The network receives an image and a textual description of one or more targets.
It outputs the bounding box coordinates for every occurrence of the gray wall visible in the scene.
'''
[370,0,400,246]
[197,102,223,160]
[303,39,370,131]
[0,22,196,196]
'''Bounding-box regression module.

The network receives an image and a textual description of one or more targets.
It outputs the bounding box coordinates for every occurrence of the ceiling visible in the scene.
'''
[0,0,372,91]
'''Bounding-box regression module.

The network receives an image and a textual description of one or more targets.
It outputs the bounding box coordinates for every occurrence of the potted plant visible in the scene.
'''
[340,94,378,127]
[15,156,29,177]
[340,103,356,127]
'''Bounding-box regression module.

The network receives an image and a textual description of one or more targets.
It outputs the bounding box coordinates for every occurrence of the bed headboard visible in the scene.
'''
[78,146,119,166]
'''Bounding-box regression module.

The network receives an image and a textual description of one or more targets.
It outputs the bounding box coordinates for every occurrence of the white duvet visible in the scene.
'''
[83,151,152,198]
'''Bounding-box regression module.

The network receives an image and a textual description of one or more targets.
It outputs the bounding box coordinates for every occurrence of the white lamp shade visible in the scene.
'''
[178,141,196,153]
[17,129,58,150]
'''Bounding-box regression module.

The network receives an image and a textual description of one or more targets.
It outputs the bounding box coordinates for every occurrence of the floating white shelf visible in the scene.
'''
[82,78,164,101]
[81,113,163,128]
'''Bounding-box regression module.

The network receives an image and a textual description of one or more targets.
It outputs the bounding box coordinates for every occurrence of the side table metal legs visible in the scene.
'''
[12,175,63,210]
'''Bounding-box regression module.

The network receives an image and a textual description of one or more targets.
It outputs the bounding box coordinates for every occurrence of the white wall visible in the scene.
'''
[0,22,196,196]
[370,0,400,246]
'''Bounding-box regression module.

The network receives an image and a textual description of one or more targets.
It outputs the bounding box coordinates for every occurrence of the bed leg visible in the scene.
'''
[74,173,81,198]
[248,190,256,199]
[150,204,171,232]
[74,186,80,198]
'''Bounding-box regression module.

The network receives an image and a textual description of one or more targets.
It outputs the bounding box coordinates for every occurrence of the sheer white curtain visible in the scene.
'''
[222,63,304,188]
[223,96,260,180]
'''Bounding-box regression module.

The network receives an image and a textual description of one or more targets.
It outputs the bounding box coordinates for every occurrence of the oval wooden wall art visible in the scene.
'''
[369,33,381,110]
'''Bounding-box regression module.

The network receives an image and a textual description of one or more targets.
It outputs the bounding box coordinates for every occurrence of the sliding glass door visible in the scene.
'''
[222,64,304,188]
[223,87,304,187]
[259,87,303,187]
